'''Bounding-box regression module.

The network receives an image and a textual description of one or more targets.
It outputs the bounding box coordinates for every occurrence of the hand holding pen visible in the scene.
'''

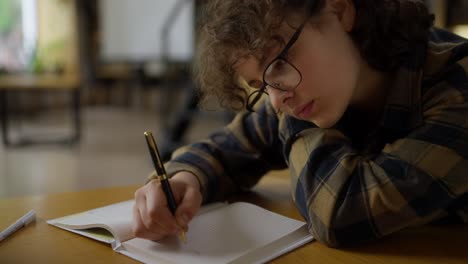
[131,132,202,242]
[144,131,187,242]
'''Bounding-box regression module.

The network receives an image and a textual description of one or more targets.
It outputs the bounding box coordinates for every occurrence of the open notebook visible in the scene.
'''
[47,200,313,264]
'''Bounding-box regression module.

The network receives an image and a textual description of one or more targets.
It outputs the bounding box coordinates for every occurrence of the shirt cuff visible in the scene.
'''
[165,161,210,203]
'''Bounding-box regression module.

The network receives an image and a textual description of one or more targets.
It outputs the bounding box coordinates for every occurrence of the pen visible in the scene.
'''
[0,210,36,242]
[144,131,187,243]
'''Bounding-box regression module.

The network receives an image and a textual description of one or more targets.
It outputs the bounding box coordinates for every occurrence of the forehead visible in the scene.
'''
[232,22,300,84]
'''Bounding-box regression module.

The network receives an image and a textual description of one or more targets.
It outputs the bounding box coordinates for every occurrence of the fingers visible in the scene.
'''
[132,182,182,240]
[132,177,203,241]
[132,204,166,241]
[144,182,182,232]
[176,185,203,230]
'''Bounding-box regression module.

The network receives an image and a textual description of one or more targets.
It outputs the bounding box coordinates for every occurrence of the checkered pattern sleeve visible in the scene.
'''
[165,101,288,202]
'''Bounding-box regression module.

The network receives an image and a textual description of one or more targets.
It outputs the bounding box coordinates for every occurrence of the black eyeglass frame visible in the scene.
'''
[246,20,307,112]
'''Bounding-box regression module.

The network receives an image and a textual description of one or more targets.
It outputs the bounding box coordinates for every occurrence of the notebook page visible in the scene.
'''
[47,200,134,244]
[120,202,308,264]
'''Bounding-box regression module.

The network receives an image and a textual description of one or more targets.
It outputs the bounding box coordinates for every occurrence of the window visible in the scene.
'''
[0,0,37,72]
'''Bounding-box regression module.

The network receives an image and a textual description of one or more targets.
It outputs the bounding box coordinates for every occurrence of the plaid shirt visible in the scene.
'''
[165,29,468,247]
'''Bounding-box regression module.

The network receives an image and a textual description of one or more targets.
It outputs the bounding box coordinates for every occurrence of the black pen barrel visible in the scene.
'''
[161,179,177,215]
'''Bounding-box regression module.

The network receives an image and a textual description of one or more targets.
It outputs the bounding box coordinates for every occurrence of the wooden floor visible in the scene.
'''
[0,106,226,198]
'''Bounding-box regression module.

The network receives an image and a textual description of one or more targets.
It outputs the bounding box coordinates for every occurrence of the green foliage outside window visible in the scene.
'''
[0,0,20,34]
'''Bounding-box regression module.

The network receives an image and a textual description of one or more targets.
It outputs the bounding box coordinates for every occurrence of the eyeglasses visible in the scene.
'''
[246,21,306,112]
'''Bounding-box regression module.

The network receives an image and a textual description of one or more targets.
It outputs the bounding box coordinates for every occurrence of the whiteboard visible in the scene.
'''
[99,0,194,62]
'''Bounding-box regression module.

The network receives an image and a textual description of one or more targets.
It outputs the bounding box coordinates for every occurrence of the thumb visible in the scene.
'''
[176,186,202,228]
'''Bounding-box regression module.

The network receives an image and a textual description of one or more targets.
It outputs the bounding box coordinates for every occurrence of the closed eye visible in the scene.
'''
[248,80,264,89]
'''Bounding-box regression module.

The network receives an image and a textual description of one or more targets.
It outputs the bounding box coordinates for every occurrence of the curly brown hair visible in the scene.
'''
[193,0,434,111]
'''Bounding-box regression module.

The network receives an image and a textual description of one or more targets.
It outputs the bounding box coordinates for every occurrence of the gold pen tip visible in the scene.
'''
[180,231,187,243]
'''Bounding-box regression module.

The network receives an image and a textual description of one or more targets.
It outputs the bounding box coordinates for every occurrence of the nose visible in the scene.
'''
[267,87,294,111]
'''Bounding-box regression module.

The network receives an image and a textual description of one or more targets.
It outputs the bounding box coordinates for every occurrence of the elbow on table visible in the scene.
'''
[309,227,342,248]
[310,227,364,248]
[307,219,378,248]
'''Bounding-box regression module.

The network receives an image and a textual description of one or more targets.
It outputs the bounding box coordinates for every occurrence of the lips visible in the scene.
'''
[293,101,315,119]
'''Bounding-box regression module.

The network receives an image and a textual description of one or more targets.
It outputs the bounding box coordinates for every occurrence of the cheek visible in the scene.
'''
[310,45,359,95]
[297,38,360,126]
[268,89,284,111]
[302,25,359,89]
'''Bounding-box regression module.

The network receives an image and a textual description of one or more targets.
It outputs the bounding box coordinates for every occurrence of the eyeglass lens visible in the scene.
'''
[264,59,301,91]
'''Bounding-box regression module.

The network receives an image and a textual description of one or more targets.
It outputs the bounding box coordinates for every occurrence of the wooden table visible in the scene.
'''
[0,171,467,264]
[0,73,81,146]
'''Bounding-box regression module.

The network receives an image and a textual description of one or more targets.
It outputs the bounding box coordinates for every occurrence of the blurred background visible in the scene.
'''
[0,0,467,198]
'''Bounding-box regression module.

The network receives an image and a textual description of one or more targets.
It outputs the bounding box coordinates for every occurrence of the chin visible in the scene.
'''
[310,116,339,129]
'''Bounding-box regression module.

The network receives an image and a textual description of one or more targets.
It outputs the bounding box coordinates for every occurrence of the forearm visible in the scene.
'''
[289,128,468,247]
[166,104,287,203]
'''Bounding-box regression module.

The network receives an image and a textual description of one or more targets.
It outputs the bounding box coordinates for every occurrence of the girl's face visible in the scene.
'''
[236,0,362,128]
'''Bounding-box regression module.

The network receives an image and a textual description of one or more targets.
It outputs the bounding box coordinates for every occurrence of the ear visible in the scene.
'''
[328,0,356,32]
